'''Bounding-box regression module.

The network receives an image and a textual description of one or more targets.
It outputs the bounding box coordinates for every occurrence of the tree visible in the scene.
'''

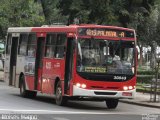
[39,0,67,24]
[123,0,158,67]
[58,0,123,25]
[0,0,45,41]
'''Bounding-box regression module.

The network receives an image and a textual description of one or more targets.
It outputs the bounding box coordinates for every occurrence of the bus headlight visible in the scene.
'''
[123,86,128,91]
[76,83,87,89]
[81,84,86,89]
[128,86,133,90]
[123,86,134,90]
[76,83,81,87]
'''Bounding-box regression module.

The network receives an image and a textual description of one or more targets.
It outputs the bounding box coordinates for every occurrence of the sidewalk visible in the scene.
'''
[120,92,160,108]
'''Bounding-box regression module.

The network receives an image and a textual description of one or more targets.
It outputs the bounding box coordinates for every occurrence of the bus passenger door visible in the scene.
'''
[9,33,19,86]
[35,33,46,90]
[64,38,75,94]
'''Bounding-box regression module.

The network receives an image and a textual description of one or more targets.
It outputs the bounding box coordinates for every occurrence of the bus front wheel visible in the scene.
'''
[55,81,68,106]
[105,99,119,109]
[20,75,37,98]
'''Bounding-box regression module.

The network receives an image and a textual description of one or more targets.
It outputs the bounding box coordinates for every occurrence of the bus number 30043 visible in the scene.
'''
[114,76,126,80]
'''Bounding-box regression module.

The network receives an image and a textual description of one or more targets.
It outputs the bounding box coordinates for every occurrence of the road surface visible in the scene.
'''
[0,82,159,120]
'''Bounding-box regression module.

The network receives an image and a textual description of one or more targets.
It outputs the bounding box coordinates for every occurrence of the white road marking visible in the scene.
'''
[0,109,120,114]
[53,117,71,120]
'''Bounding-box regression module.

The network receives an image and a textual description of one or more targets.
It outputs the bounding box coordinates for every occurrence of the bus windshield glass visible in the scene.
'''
[76,38,135,75]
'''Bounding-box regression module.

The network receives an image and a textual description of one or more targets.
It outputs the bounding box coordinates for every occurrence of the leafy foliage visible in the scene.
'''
[58,0,123,25]
[0,0,45,40]
[40,0,67,24]
[0,0,160,54]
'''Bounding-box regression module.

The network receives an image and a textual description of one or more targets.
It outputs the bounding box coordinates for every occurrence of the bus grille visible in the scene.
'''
[91,86,119,90]
[94,92,117,95]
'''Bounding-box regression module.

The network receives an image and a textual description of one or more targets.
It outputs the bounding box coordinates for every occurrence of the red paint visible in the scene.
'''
[41,78,54,94]
[73,73,136,91]
[36,32,46,37]
[25,75,35,91]
[42,58,65,80]
[32,27,76,33]
[37,68,42,91]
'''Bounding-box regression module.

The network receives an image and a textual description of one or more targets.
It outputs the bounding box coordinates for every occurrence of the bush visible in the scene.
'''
[137,75,153,84]
[137,70,155,75]
[137,70,155,84]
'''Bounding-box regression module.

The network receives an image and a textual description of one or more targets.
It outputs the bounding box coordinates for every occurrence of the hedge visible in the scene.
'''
[137,75,153,84]
[136,69,157,84]
[137,70,155,75]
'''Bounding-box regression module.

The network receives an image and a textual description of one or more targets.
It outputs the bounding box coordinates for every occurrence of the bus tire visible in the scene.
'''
[55,81,68,106]
[105,99,119,109]
[20,75,37,98]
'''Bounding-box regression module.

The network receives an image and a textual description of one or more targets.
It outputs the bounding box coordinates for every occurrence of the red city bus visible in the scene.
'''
[4,24,137,109]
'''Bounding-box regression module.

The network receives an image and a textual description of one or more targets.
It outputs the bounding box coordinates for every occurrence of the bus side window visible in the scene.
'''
[27,34,36,57]
[45,34,56,58]
[55,34,66,58]
[6,33,12,55]
[18,34,28,56]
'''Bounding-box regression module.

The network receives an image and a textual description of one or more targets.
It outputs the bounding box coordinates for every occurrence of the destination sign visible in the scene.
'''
[84,67,106,73]
[78,28,134,38]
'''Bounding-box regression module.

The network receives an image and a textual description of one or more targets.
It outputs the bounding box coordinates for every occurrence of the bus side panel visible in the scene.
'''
[15,56,25,88]
[37,69,42,91]
[52,59,65,81]
[4,55,10,85]
[42,58,65,94]
[25,75,35,90]
[41,58,55,94]
[52,59,65,95]
[24,57,35,90]
[41,78,54,94]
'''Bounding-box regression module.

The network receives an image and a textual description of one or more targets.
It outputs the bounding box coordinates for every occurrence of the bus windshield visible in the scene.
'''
[76,38,135,75]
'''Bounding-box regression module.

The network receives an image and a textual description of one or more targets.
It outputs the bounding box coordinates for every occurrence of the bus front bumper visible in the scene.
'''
[73,85,136,99]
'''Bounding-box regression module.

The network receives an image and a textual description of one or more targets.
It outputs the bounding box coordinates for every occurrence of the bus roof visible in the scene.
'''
[7,26,76,33]
[7,24,135,33]
[70,24,134,31]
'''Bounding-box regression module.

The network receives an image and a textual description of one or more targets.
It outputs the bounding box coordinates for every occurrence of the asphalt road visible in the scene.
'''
[0,82,159,120]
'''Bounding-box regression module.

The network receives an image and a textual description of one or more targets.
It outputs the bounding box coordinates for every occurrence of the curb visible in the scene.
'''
[120,100,160,109]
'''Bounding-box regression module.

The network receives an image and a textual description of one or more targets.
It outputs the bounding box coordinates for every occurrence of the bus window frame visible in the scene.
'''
[44,33,57,58]
[18,33,29,56]
[55,33,67,59]
[26,33,37,57]
[44,33,67,60]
